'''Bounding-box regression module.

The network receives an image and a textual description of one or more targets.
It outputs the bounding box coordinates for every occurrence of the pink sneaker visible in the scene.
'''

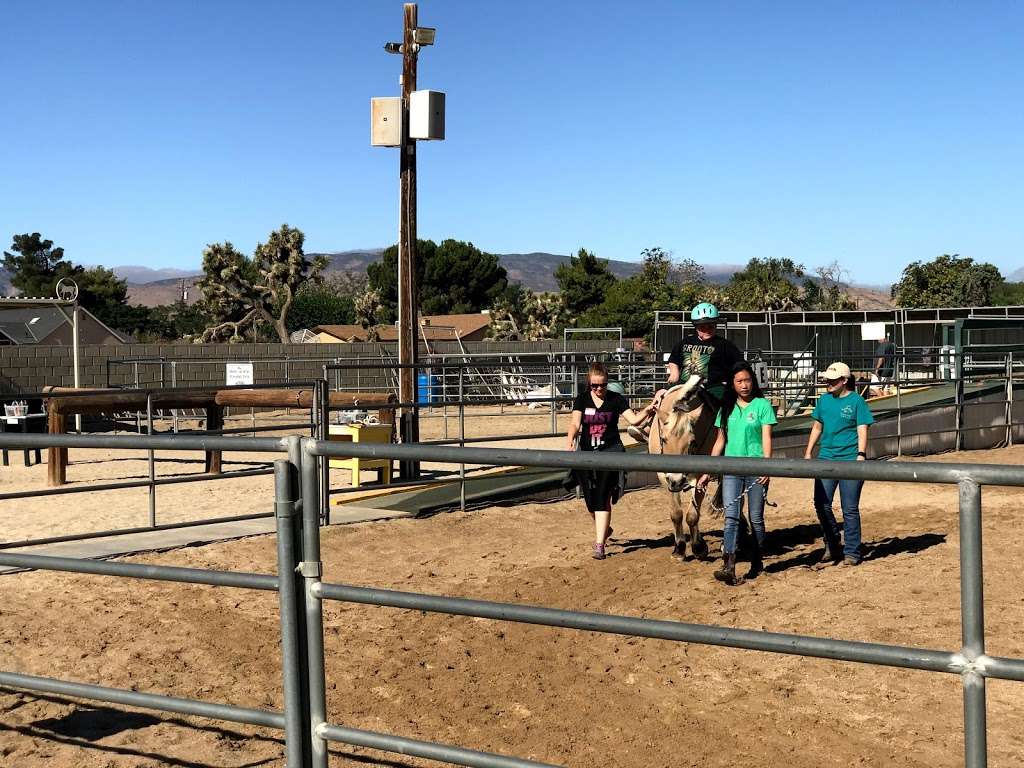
[592,542,606,560]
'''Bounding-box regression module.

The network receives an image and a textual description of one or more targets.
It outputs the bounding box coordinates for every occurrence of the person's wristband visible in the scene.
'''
[857,451,867,458]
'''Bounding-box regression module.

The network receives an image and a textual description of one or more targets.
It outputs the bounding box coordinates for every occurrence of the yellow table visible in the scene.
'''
[328,422,394,487]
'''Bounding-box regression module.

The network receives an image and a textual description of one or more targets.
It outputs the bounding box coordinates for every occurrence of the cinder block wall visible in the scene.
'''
[0,340,617,396]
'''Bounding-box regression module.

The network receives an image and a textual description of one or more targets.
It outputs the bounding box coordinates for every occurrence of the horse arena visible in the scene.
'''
[2,406,1024,767]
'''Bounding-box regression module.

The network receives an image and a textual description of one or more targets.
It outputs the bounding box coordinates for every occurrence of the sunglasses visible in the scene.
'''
[589,382,608,390]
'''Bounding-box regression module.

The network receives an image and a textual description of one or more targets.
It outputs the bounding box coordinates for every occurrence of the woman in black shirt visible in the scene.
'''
[567,363,656,560]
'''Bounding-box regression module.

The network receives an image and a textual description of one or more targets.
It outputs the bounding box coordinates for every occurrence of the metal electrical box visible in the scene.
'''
[409,90,445,140]
[371,97,402,147]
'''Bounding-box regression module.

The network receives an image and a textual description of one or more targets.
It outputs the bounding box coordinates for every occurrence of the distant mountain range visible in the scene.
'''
[115,250,750,306]
[16,248,1017,310]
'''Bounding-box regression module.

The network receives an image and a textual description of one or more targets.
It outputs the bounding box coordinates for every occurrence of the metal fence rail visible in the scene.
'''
[1,431,1023,767]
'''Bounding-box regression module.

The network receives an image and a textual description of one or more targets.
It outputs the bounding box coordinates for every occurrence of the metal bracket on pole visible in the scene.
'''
[297,561,322,579]
[276,498,301,518]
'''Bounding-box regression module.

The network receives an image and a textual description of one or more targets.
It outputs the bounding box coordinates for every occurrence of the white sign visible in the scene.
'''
[861,322,887,341]
[226,363,254,386]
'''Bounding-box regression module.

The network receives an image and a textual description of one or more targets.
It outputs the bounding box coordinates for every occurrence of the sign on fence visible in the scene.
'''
[861,322,887,341]
[226,363,254,386]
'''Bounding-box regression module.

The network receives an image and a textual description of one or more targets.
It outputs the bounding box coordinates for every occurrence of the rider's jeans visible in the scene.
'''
[814,477,863,563]
[721,475,766,555]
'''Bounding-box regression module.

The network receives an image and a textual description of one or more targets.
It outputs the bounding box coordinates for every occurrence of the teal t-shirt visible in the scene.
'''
[714,397,777,458]
[812,391,874,461]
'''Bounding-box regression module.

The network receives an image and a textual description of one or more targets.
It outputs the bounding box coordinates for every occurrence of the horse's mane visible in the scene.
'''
[662,375,705,437]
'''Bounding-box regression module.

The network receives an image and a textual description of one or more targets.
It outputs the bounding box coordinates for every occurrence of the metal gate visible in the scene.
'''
[2,431,1024,767]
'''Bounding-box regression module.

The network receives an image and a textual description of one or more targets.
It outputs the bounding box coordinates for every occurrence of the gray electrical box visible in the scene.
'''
[371,97,402,147]
[409,90,445,140]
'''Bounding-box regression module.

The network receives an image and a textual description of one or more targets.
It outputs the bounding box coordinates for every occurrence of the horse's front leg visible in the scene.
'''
[669,491,687,560]
[688,484,709,560]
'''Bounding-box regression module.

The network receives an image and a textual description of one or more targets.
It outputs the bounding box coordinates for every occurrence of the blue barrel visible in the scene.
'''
[417,373,439,404]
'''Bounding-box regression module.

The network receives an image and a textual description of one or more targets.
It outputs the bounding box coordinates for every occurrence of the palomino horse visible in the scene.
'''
[647,375,719,560]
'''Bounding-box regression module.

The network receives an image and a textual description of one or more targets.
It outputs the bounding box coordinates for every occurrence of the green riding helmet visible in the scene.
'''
[690,302,720,322]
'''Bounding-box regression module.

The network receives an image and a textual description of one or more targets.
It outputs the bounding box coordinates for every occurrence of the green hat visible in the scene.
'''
[690,302,719,322]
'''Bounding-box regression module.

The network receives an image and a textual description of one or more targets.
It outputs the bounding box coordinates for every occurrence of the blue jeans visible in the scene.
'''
[722,475,766,555]
[814,477,864,562]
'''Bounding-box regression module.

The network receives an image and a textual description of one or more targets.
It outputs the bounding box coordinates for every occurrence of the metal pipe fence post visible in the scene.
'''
[958,478,987,768]
[287,437,313,768]
[274,458,308,768]
[146,393,156,528]
[550,362,557,435]
[1005,355,1013,448]
[1010,352,1016,448]
[956,353,965,452]
[459,366,466,513]
[299,439,329,768]
[170,361,179,433]
[442,362,449,441]
[895,357,903,457]
[319,375,330,526]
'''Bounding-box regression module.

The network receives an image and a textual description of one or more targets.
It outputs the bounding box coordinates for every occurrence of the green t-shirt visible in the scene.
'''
[811,390,874,461]
[714,397,777,458]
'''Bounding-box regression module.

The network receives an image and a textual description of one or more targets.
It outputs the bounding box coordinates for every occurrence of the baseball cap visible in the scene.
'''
[822,362,851,381]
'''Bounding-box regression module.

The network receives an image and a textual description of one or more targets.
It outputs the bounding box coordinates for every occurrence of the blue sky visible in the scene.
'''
[2,1,1022,284]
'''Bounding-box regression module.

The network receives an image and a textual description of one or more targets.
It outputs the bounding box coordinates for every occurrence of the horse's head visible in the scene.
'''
[648,375,708,493]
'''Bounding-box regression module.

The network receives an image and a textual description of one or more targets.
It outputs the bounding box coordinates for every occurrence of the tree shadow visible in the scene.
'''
[33,707,161,740]
[0,692,424,768]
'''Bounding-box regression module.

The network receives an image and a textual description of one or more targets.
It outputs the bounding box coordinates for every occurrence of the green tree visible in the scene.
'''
[554,248,616,315]
[354,288,385,341]
[368,239,507,320]
[422,239,507,315]
[2,232,79,296]
[196,224,327,343]
[147,301,209,340]
[486,283,531,340]
[287,285,356,333]
[521,292,571,340]
[576,247,693,337]
[2,234,146,334]
[891,254,1003,308]
[75,267,155,335]
[992,281,1024,306]
[727,258,805,311]
[800,261,858,311]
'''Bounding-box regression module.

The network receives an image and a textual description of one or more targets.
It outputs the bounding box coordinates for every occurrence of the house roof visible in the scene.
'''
[417,313,492,337]
[314,313,492,343]
[0,306,69,343]
[0,304,128,345]
[314,324,369,342]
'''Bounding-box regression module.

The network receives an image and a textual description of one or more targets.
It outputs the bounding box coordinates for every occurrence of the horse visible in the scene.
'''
[647,375,719,561]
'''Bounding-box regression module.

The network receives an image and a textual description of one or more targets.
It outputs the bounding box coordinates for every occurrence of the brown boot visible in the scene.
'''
[714,554,744,586]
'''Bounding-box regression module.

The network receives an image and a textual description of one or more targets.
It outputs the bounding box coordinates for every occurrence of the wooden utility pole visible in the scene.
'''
[398,2,420,478]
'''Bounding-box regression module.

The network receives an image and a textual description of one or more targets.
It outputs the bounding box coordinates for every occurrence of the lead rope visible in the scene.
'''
[709,477,777,518]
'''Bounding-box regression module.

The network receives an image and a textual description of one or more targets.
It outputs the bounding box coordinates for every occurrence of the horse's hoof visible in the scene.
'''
[692,541,710,561]
[670,546,685,561]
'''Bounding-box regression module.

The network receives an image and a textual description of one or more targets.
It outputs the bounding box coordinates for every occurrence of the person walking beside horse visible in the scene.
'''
[698,361,776,585]
[804,362,874,567]
[567,363,657,560]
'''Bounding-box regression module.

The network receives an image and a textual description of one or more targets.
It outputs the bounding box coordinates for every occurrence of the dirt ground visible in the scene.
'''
[1,426,1024,766]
